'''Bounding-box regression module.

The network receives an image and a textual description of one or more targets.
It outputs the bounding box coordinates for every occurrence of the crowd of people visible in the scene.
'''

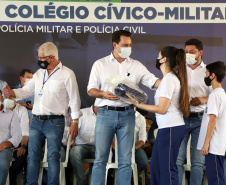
[0,30,226,185]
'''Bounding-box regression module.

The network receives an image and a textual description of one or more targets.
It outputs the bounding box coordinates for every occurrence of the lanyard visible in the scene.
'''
[43,67,60,86]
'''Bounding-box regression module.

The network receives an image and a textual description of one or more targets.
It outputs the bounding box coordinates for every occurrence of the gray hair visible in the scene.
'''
[38,42,59,60]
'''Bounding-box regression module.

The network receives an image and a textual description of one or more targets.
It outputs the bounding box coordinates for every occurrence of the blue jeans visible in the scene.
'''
[70,144,95,185]
[91,108,135,185]
[26,117,65,185]
[42,146,67,184]
[0,148,13,185]
[135,148,148,172]
[176,116,205,185]
[150,125,185,185]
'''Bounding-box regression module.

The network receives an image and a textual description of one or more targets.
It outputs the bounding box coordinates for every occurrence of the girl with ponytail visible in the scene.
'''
[127,46,189,185]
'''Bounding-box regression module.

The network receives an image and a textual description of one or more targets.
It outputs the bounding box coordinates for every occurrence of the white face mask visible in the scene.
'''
[3,99,15,109]
[24,78,31,86]
[186,53,199,65]
[118,47,132,59]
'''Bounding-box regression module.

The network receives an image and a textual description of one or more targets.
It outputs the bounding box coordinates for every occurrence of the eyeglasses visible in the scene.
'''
[38,56,53,60]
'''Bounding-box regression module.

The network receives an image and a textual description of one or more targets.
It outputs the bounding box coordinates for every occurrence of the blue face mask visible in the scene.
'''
[204,76,213,86]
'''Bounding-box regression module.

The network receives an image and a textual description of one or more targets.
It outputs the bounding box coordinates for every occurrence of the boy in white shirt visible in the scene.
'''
[197,61,226,185]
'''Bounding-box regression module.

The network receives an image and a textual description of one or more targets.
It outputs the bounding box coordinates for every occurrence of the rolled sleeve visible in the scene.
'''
[8,112,22,148]
[140,65,158,90]
[66,70,82,120]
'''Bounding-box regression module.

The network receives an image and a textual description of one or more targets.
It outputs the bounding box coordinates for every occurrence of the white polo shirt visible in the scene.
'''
[186,62,212,112]
[197,88,226,156]
[87,53,158,107]
[155,72,184,129]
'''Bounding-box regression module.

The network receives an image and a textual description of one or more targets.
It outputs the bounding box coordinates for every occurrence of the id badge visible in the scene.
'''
[39,88,44,97]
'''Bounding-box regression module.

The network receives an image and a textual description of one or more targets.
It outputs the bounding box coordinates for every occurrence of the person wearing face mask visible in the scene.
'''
[15,69,34,118]
[3,42,82,185]
[8,98,29,185]
[197,61,226,185]
[0,90,22,185]
[176,39,212,185]
[127,46,190,185]
[88,30,161,185]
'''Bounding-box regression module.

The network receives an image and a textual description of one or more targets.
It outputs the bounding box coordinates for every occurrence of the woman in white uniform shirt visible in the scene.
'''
[127,46,190,185]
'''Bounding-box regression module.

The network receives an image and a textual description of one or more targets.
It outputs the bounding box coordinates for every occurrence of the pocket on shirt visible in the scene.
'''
[48,80,60,93]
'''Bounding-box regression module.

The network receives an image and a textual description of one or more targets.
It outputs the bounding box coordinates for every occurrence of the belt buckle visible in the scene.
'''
[114,107,117,111]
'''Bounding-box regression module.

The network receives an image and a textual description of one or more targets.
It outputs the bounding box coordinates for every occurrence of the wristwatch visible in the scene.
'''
[72,120,79,124]
[21,145,27,149]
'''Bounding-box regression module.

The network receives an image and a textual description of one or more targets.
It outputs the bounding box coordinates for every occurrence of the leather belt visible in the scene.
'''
[101,105,134,111]
[33,114,64,120]
[189,112,204,118]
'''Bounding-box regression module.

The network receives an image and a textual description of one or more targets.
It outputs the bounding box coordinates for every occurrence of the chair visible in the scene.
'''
[73,158,94,185]
[182,136,191,185]
[140,168,146,185]
[105,133,138,185]
[38,126,71,185]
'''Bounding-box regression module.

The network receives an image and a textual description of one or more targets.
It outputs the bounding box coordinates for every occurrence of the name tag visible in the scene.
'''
[39,89,44,97]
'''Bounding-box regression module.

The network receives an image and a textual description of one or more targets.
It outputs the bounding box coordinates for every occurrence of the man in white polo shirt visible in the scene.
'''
[177,39,212,185]
[88,30,160,185]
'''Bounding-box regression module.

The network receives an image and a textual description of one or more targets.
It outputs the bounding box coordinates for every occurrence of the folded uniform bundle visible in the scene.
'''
[114,83,148,104]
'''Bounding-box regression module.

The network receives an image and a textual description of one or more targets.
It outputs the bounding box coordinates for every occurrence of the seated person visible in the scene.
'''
[9,99,29,185]
[70,105,98,185]
[0,90,22,185]
[15,69,34,118]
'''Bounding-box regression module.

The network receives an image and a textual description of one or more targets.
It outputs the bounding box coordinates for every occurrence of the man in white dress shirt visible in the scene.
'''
[9,99,29,185]
[88,30,160,185]
[176,39,212,185]
[3,42,82,185]
[0,90,22,185]
[70,105,97,185]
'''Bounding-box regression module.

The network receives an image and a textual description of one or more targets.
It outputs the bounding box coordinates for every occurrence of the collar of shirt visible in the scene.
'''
[109,52,131,63]
[44,62,62,75]
[187,61,206,70]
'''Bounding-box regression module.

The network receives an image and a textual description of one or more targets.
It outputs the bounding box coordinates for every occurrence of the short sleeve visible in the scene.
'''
[158,75,177,100]
[207,92,219,117]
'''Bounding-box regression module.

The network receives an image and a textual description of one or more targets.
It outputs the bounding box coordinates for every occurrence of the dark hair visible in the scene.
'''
[185,38,203,51]
[20,69,33,77]
[0,90,2,96]
[161,46,190,117]
[206,61,226,83]
[112,30,131,44]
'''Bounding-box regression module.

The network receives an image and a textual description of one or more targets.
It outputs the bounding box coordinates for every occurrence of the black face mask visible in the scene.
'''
[38,58,50,69]
[204,76,213,86]
[156,58,163,70]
